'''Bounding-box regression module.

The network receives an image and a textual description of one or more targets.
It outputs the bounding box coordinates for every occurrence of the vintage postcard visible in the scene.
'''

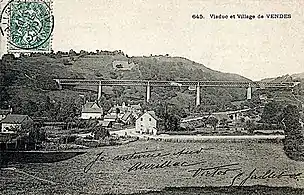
[0,0,304,194]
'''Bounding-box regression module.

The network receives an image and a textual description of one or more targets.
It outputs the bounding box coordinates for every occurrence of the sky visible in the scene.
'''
[3,0,304,81]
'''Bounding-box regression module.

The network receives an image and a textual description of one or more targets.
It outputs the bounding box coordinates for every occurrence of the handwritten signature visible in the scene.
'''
[83,148,303,186]
[113,147,214,161]
[127,160,206,172]
[83,152,105,173]
[188,163,303,186]
[84,147,213,173]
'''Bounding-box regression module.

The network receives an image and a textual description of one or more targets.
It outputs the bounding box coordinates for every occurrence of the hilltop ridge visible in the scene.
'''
[0,50,252,120]
[59,51,250,82]
[291,72,304,80]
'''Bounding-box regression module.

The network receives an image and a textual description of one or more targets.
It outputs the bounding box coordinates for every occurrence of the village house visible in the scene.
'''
[1,114,33,133]
[121,111,135,125]
[99,120,113,129]
[135,111,159,135]
[130,104,142,113]
[0,107,12,121]
[108,105,124,119]
[80,102,103,119]
[103,114,117,122]
[108,102,142,120]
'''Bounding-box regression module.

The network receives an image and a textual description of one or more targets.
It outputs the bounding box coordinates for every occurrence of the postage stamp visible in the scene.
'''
[2,0,54,53]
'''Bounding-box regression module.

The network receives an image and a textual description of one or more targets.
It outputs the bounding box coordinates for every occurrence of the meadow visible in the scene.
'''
[1,139,304,194]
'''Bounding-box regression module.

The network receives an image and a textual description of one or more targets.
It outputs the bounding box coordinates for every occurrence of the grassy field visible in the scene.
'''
[1,140,304,194]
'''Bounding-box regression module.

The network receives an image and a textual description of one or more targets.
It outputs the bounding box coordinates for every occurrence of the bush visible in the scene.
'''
[92,125,110,140]
[59,135,77,144]
[282,104,304,160]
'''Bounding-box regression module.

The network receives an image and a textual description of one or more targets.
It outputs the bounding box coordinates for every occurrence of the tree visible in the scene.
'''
[19,120,35,135]
[206,117,218,130]
[282,104,302,132]
[9,121,46,150]
[93,125,110,140]
[28,128,46,150]
[79,50,87,55]
[245,120,255,134]
[68,49,77,56]
[219,118,228,127]
[116,108,120,115]
[165,114,180,131]
[152,101,182,131]
[282,104,304,160]
[0,54,17,108]
[261,101,283,124]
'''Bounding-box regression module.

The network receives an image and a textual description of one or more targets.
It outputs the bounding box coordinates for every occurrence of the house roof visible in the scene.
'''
[0,109,11,115]
[108,103,142,114]
[1,114,32,124]
[101,121,112,127]
[138,111,159,121]
[109,106,123,113]
[148,111,158,120]
[104,114,117,119]
[130,104,141,110]
[82,102,103,113]
[121,112,132,121]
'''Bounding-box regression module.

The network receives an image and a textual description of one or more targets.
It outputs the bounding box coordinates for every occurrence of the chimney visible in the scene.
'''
[8,105,12,114]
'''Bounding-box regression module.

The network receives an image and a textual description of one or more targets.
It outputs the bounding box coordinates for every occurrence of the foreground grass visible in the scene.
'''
[131,186,304,195]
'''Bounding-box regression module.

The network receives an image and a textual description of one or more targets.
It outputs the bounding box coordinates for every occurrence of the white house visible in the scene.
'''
[80,102,103,119]
[135,111,159,135]
[1,114,33,133]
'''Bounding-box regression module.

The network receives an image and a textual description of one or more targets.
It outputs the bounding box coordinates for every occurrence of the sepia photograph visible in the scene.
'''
[0,0,304,194]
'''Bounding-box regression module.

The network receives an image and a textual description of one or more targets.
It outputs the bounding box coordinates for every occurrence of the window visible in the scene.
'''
[149,118,151,121]
[140,118,143,121]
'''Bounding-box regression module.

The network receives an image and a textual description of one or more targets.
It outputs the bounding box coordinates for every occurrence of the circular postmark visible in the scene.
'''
[9,0,54,50]
[1,0,54,50]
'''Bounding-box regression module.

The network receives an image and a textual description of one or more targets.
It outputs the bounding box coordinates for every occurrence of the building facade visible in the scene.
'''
[0,108,12,121]
[135,111,158,135]
[1,114,33,133]
[81,102,103,119]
